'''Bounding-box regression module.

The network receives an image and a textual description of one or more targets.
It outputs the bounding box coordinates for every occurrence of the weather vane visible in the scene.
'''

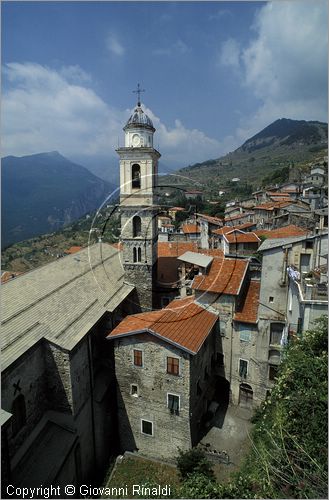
[133,83,145,106]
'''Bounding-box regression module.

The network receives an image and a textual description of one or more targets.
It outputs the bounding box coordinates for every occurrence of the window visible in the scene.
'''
[167,356,179,376]
[133,349,143,367]
[133,216,142,237]
[269,365,279,381]
[239,329,251,342]
[133,247,142,263]
[141,419,153,436]
[239,359,248,379]
[269,296,274,303]
[270,323,284,345]
[11,394,26,436]
[167,394,180,415]
[131,384,138,397]
[132,164,141,189]
[305,240,313,249]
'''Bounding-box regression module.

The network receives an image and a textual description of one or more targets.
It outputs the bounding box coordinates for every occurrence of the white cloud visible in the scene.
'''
[219,0,328,143]
[2,62,224,170]
[106,34,125,56]
[218,38,241,71]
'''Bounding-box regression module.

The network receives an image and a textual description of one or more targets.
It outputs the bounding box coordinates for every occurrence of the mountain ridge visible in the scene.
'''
[2,152,114,248]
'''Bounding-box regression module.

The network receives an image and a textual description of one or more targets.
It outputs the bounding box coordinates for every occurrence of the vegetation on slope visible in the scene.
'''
[177,316,328,498]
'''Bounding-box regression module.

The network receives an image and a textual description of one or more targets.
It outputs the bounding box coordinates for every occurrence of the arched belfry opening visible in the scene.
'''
[133,216,142,237]
[132,164,141,189]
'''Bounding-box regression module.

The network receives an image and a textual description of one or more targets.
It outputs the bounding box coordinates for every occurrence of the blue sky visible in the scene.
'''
[2,1,328,176]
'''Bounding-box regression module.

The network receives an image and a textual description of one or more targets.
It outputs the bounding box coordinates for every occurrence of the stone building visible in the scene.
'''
[190,254,265,406]
[1,245,136,491]
[107,297,218,460]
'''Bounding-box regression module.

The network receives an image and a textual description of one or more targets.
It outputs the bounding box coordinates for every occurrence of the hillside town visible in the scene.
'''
[1,96,328,497]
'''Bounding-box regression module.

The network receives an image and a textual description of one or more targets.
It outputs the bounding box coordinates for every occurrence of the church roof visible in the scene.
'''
[1,244,134,370]
[124,104,154,131]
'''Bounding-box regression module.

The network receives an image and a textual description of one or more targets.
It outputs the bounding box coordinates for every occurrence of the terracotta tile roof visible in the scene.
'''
[254,201,293,211]
[169,206,185,211]
[224,212,254,222]
[192,257,248,295]
[107,297,217,354]
[255,225,310,239]
[182,223,201,234]
[158,241,199,257]
[234,281,260,324]
[266,191,292,197]
[196,213,223,225]
[65,246,83,254]
[212,222,256,236]
[157,242,223,259]
[224,231,260,244]
[1,271,23,284]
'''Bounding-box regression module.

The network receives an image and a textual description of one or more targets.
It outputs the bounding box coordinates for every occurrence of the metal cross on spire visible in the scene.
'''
[133,83,145,106]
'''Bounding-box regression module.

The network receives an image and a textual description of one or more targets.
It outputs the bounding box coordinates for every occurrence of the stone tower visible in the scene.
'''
[116,88,160,311]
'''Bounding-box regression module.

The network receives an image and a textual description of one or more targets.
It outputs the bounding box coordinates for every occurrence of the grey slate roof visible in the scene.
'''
[1,244,134,370]
[258,232,328,252]
[177,251,213,268]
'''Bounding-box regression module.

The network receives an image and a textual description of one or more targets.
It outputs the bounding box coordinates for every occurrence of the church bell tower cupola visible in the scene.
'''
[116,85,160,311]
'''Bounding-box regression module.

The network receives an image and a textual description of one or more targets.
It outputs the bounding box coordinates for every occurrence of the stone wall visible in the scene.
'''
[2,343,48,459]
[114,333,192,460]
[189,327,217,444]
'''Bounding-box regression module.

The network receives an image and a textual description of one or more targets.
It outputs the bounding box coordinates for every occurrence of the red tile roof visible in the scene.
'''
[213,223,256,236]
[224,212,254,222]
[182,223,201,234]
[196,213,223,225]
[254,201,293,211]
[158,241,199,257]
[255,225,310,239]
[192,257,248,295]
[107,297,217,354]
[224,231,260,244]
[234,281,260,324]
[157,242,223,259]
[1,271,23,284]
[65,246,83,254]
[266,191,292,197]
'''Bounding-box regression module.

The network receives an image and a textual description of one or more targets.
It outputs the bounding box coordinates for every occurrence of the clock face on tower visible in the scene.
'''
[132,133,141,147]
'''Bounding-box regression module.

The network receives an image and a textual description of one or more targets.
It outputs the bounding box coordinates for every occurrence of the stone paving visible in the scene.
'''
[199,404,253,481]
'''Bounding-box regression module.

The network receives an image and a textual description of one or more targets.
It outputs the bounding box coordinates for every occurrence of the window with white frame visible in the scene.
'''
[141,419,153,436]
[167,393,180,415]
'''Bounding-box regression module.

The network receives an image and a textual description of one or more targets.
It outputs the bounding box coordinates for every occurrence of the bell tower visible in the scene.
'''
[116,85,160,311]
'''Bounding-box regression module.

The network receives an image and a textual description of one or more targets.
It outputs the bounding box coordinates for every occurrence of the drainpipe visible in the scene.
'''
[87,333,97,470]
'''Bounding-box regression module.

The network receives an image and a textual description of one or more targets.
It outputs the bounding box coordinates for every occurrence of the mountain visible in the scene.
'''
[2,152,113,248]
[159,118,328,195]
[239,118,327,153]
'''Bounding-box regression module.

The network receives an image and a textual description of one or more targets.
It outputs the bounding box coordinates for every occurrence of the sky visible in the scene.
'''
[2,0,328,177]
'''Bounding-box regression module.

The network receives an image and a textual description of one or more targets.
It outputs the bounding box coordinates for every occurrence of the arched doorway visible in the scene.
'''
[239,383,253,407]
